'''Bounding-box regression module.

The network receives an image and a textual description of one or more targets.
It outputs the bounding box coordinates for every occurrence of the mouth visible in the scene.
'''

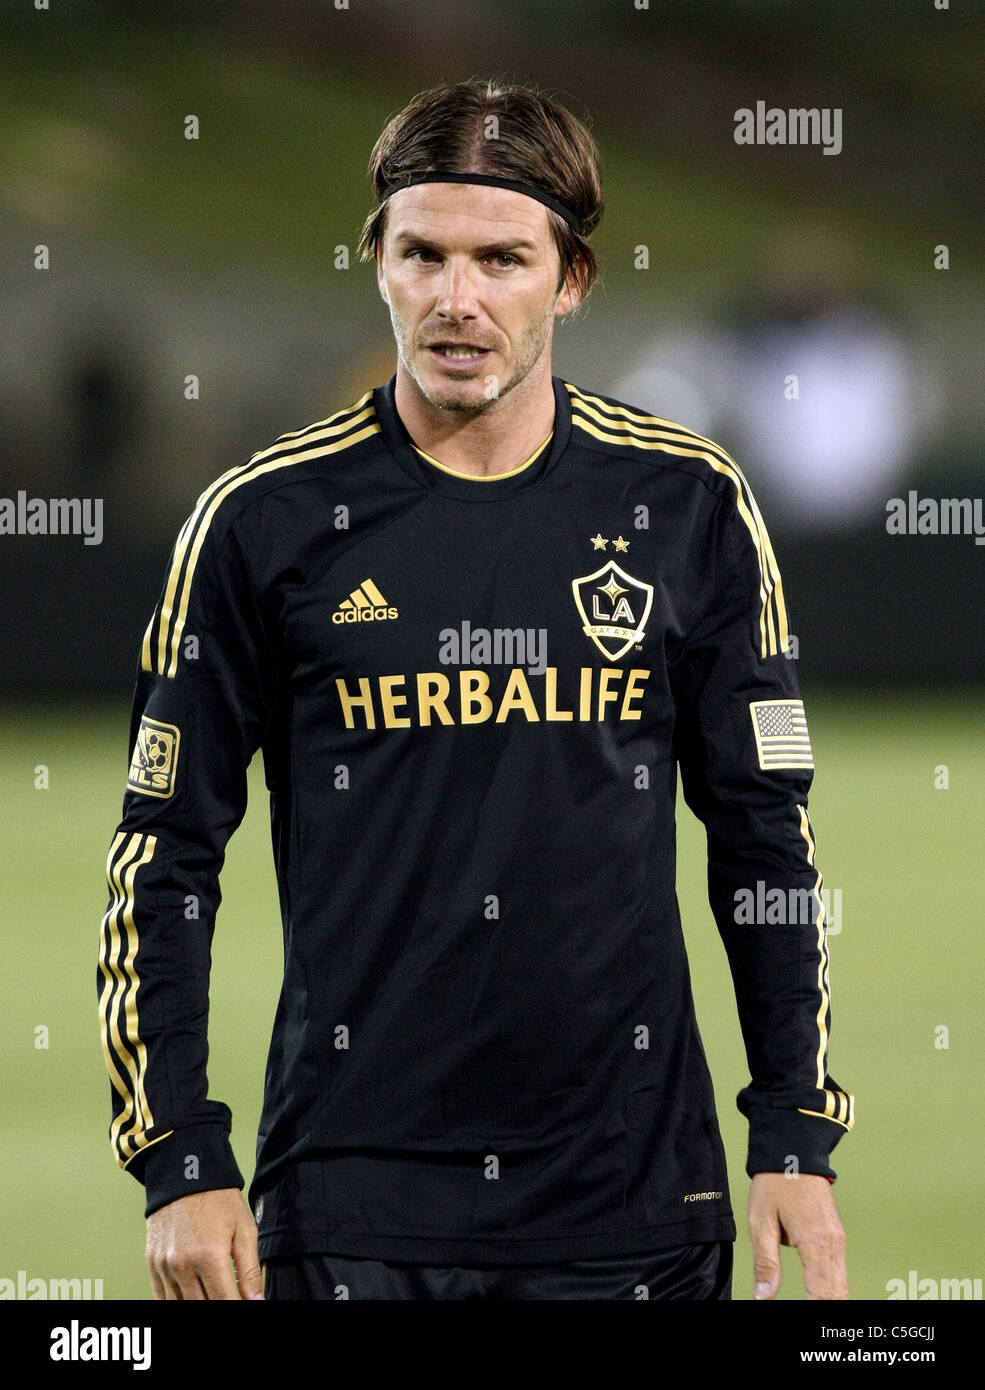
[426,343,491,369]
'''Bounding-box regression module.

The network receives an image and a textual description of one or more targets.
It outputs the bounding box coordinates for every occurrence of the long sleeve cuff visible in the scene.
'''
[744,1105,851,1181]
[127,1120,246,1218]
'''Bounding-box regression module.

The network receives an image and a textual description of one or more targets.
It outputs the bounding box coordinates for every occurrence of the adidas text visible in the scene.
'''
[332,606,398,624]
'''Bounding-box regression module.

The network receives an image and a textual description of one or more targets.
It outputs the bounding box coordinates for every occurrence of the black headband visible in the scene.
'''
[379,171,584,235]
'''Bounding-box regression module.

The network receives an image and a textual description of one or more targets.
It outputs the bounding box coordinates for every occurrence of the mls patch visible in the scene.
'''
[750,699,814,771]
[572,561,654,661]
[127,716,180,799]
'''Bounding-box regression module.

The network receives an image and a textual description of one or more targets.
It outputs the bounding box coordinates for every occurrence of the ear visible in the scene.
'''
[554,260,584,320]
[376,243,389,304]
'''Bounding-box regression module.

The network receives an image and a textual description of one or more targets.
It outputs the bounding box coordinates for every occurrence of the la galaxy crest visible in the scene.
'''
[572,562,654,661]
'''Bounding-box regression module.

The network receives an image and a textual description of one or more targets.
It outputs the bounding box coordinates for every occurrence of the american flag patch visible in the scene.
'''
[750,699,814,770]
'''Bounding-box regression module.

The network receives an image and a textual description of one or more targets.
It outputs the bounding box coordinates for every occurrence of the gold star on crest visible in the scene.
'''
[599,576,627,603]
[613,536,630,552]
[590,533,608,550]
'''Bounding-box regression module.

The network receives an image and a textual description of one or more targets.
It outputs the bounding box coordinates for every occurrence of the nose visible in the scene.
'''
[435,257,478,320]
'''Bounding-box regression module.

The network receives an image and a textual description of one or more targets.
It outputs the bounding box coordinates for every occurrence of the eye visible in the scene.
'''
[489,253,518,268]
[406,247,439,262]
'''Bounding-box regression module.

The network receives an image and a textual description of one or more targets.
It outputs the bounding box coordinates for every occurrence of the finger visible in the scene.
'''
[750,1206,783,1300]
[754,1266,781,1300]
[147,1254,185,1302]
[198,1251,241,1301]
[147,1264,166,1302]
[172,1267,209,1300]
[800,1233,849,1301]
[158,1251,215,1301]
[232,1221,265,1301]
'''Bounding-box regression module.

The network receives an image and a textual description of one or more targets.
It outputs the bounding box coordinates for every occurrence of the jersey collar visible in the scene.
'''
[374,373,572,501]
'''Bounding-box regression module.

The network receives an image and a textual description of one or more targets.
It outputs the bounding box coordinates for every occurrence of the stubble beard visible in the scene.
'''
[394,300,558,417]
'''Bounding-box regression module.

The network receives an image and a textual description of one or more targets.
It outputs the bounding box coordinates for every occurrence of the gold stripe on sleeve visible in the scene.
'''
[100,831,160,1165]
[796,803,829,1092]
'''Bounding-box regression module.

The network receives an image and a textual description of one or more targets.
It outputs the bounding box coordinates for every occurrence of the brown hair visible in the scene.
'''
[358,77,604,307]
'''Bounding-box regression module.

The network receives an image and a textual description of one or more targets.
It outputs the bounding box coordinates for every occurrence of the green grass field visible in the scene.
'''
[1,691,982,1300]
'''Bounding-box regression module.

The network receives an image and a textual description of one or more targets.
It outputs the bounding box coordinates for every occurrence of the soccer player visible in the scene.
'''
[98,78,853,1300]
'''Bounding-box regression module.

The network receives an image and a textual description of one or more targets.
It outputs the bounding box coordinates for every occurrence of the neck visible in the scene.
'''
[394,361,556,478]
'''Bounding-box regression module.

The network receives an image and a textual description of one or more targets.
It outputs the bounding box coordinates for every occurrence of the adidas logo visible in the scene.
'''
[332,578,398,624]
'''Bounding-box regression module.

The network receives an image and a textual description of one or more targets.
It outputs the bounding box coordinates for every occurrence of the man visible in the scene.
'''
[99,78,852,1301]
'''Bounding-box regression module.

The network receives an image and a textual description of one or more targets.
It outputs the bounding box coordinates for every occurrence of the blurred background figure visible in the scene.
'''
[616,215,939,533]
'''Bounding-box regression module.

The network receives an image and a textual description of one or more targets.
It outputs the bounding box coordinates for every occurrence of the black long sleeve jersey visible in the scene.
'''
[99,374,853,1266]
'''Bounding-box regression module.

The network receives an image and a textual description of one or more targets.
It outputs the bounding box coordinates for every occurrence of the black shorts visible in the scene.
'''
[264,1239,732,1300]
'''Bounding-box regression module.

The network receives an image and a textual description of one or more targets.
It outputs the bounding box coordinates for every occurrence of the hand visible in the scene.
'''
[145,1188,264,1301]
[748,1171,848,1300]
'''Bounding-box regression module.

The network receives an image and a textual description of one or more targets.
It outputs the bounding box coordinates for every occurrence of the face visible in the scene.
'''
[377,181,582,416]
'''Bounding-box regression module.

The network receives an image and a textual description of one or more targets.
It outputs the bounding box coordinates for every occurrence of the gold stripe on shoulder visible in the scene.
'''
[567,387,788,657]
[569,386,788,598]
[246,393,376,465]
[165,421,379,678]
[566,382,688,432]
[143,396,379,677]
